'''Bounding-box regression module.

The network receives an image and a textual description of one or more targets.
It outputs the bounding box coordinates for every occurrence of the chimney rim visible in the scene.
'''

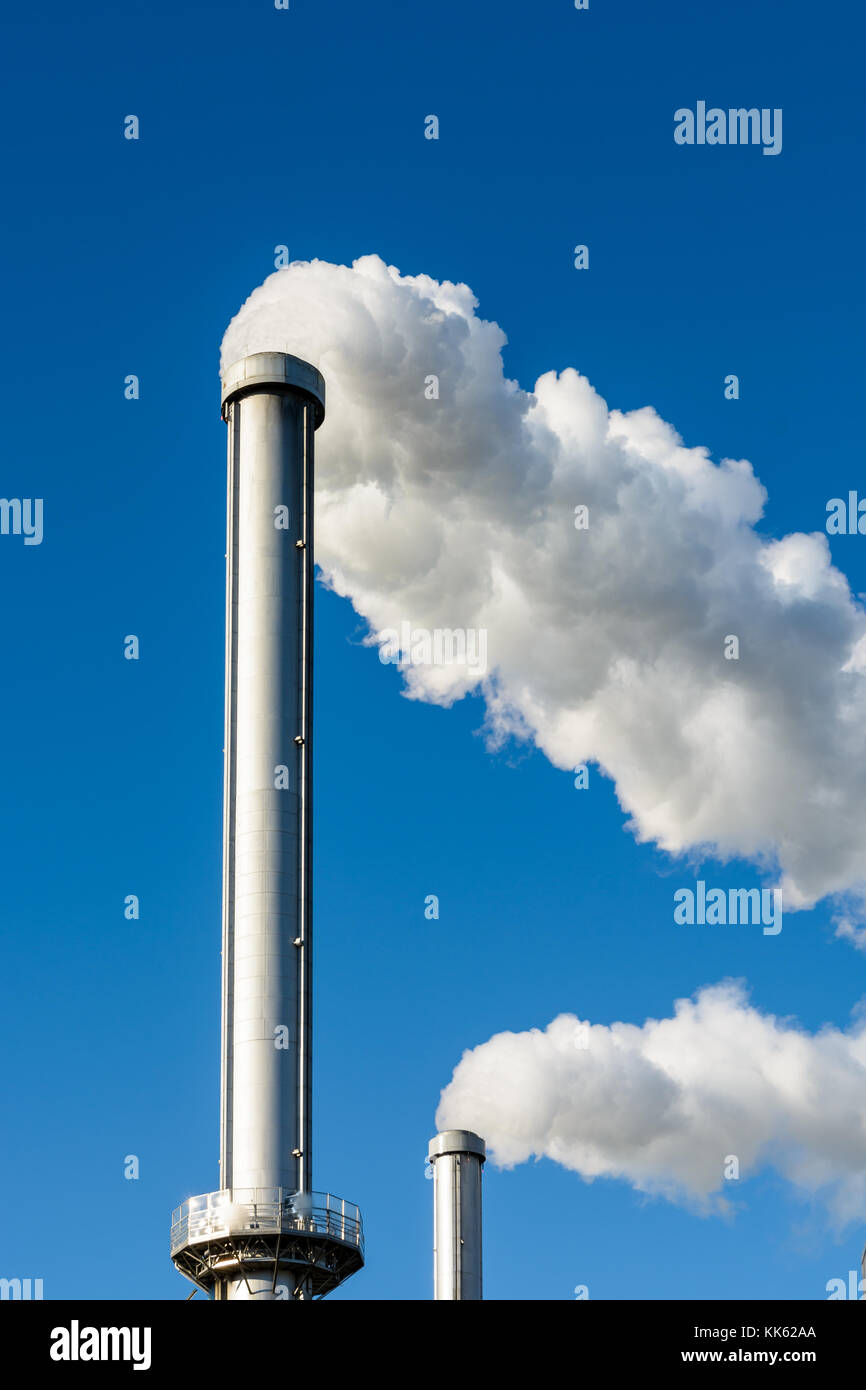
[221,350,325,426]
[427,1130,486,1163]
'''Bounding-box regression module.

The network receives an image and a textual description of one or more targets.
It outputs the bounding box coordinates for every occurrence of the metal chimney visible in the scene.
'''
[428,1129,486,1300]
[170,352,364,1300]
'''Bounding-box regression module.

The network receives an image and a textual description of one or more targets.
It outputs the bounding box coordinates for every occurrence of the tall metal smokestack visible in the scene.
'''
[170,352,364,1300]
[428,1130,486,1300]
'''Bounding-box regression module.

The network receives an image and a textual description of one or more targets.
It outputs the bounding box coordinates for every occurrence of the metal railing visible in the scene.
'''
[171,1188,363,1257]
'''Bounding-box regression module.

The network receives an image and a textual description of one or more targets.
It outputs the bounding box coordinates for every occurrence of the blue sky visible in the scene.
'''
[2,0,865,1300]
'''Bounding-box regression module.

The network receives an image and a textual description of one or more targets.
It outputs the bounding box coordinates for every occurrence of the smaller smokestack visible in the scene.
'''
[428,1129,486,1300]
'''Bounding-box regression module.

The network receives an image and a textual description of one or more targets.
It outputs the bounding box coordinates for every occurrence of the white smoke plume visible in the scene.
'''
[435,982,866,1223]
[222,255,866,926]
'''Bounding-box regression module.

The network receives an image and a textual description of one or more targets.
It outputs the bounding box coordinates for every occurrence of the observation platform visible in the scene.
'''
[171,1188,364,1299]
